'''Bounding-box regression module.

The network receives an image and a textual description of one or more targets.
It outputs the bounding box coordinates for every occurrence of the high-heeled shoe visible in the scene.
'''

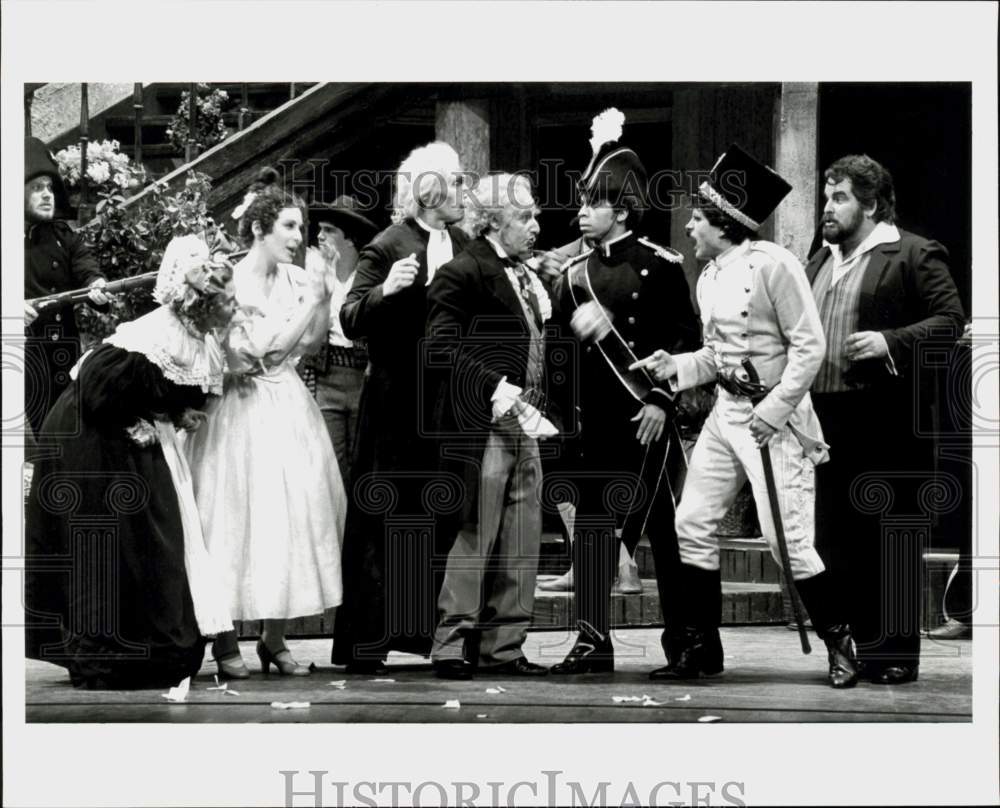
[214,653,250,681]
[256,640,311,676]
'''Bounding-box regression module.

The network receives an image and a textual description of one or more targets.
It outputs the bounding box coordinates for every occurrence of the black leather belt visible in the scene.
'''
[716,368,770,400]
[716,372,746,397]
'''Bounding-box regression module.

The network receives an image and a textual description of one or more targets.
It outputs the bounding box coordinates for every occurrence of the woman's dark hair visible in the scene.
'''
[694,195,757,244]
[823,154,896,224]
[236,167,306,246]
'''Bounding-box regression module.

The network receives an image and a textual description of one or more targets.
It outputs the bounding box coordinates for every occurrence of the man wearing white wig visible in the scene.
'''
[332,142,471,673]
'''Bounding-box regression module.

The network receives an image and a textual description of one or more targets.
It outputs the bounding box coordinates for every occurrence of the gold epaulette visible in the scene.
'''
[638,236,684,264]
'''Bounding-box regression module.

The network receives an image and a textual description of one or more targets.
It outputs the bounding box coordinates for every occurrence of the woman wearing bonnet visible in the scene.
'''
[24,234,237,690]
[186,168,346,679]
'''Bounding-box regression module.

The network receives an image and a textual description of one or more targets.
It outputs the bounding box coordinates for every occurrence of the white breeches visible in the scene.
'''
[675,391,825,580]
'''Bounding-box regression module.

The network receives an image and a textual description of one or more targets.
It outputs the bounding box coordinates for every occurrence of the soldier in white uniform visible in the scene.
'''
[633,144,859,688]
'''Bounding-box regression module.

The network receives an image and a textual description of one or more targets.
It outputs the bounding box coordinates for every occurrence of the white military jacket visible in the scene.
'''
[672,239,830,464]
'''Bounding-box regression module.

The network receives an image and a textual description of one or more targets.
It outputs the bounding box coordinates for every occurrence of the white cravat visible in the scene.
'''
[416,218,453,284]
[826,221,900,286]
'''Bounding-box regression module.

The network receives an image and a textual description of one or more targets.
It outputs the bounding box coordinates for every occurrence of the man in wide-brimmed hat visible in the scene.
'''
[24,136,109,439]
[302,195,379,487]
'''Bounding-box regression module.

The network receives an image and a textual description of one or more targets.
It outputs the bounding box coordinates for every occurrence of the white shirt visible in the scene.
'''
[306,247,355,348]
[825,220,900,286]
[415,216,453,285]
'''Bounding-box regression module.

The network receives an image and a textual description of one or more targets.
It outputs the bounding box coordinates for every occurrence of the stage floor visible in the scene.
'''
[24,627,972,723]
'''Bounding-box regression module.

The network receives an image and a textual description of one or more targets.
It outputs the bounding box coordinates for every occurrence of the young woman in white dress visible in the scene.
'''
[186,168,346,678]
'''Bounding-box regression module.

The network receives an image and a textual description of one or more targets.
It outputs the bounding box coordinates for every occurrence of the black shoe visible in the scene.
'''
[551,623,614,675]
[871,665,919,685]
[344,661,388,676]
[652,627,724,680]
[821,625,859,689]
[433,659,475,680]
[489,657,549,676]
[648,627,717,681]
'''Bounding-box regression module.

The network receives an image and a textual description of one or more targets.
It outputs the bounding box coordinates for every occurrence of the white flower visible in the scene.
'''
[125,419,158,447]
[87,162,111,184]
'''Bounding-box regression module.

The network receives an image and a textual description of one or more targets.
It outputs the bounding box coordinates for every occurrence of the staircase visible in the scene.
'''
[531,532,785,630]
[37,82,317,185]
[104,83,316,182]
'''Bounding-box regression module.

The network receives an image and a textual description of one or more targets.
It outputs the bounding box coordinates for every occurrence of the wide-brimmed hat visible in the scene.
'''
[308,195,379,246]
[697,143,791,230]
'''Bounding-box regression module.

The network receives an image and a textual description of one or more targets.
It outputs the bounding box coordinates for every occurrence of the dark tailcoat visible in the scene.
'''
[332,218,469,664]
[426,236,550,525]
[806,228,964,669]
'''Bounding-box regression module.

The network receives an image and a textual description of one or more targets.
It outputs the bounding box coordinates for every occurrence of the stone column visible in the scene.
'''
[772,83,820,263]
[435,100,490,183]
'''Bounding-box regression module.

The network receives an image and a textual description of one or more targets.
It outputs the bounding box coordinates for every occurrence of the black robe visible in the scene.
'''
[25,343,208,689]
[332,219,469,664]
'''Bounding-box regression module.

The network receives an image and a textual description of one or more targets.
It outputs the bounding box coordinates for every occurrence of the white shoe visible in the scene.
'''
[539,568,574,592]
[612,561,642,594]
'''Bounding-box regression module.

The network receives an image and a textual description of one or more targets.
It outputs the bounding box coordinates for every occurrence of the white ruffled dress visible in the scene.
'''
[185,262,346,620]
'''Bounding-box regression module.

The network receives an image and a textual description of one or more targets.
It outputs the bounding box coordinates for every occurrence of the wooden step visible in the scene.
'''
[538,531,779,584]
[245,577,786,640]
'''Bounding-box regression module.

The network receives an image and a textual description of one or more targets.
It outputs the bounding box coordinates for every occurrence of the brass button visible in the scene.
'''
[627,340,635,349]
[640,269,649,277]
[52,260,59,268]
[631,292,639,300]
[50,333,59,341]
[55,313,62,322]
[628,316,636,325]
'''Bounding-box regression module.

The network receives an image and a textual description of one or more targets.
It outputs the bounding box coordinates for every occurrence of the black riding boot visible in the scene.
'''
[795,571,859,689]
[650,565,723,680]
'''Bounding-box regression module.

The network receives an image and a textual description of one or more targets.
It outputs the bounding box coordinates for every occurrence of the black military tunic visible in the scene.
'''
[24,219,104,438]
[556,230,700,636]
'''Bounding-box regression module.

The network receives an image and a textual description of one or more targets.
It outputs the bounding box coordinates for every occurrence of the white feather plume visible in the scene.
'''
[589,108,625,154]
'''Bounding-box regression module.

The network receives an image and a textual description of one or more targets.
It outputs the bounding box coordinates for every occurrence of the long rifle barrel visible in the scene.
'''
[27,271,158,309]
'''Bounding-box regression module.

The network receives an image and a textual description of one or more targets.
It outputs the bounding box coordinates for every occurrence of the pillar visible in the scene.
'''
[435,100,490,182]
[772,82,820,263]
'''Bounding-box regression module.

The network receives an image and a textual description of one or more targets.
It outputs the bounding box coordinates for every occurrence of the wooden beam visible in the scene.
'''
[436,99,490,180]
[772,82,820,263]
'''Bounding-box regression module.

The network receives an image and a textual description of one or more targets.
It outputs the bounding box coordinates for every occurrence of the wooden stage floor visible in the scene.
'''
[24,627,972,724]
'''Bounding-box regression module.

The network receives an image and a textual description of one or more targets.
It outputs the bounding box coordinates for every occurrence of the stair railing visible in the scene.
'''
[132,83,144,169]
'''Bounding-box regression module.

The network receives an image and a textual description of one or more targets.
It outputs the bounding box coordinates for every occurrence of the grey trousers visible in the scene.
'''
[432,419,542,666]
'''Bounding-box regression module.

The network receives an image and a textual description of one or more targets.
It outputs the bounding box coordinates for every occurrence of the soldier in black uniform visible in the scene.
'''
[549,110,700,674]
[24,136,108,440]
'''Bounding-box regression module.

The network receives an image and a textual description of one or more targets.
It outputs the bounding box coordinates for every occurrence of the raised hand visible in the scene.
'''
[382,253,420,297]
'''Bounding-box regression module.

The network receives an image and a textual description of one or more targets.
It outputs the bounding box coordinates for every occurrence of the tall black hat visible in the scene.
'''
[577,108,648,212]
[697,143,791,230]
[307,195,379,246]
[25,136,70,214]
